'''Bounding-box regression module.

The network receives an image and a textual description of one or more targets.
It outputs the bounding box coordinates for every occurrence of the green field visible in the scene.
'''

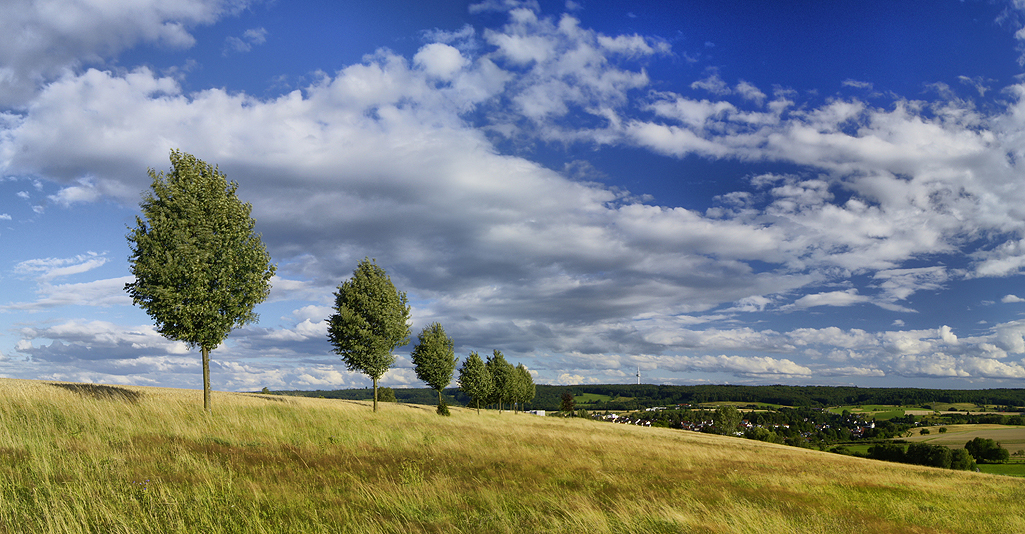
[977,461,1025,477]
[3,378,1025,533]
[573,392,615,403]
[829,405,911,420]
[904,424,1025,455]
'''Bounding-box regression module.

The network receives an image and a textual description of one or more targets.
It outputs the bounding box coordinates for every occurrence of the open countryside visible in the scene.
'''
[3,378,1025,533]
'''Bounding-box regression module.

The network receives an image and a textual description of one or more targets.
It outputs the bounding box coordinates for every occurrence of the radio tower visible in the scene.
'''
[636,366,640,385]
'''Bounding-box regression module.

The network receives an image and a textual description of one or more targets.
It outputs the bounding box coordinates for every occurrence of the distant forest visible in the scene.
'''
[270,383,1025,412]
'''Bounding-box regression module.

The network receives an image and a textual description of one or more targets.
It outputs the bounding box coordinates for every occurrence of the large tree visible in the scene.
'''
[410,322,457,415]
[327,258,410,412]
[485,350,513,412]
[457,351,493,414]
[125,150,275,412]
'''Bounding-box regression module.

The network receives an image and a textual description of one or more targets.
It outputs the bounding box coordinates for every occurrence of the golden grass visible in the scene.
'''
[0,378,1023,533]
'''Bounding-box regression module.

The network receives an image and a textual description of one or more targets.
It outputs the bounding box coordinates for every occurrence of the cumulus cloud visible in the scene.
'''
[6,2,1025,389]
[0,0,252,106]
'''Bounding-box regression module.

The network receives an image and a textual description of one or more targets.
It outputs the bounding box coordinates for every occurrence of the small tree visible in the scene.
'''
[560,391,576,414]
[513,363,535,412]
[458,351,493,414]
[713,405,742,436]
[125,150,276,412]
[410,322,457,416]
[378,387,397,402]
[327,258,411,412]
[486,350,513,412]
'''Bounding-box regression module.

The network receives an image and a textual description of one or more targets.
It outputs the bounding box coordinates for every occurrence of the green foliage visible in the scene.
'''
[436,399,451,416]
[950,448,976,471]
[327,258,411,412]
[512,363,535,411]
[125,150,276,411]
[965,437,1011,463]
[485,350,514,411]
[744,426,786,444]
[410,323,457,413]
[457,352,493,414]
[713,405,742,435]
[377,387,397,402]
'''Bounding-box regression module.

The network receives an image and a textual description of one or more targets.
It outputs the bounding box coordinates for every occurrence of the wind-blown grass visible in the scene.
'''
[0,378,1022,533]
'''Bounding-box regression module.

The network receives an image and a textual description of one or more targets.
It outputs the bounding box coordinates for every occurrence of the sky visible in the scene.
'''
[5,0,1025,392]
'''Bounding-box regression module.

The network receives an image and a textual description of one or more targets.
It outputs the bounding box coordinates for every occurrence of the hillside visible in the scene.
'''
[0,378,1023,533]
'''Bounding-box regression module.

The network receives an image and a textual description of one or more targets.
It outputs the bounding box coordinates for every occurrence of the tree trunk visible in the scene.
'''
[202,346,211,413]
[437,389,443,408]
[476,399,480,415]
[372,376,378,412]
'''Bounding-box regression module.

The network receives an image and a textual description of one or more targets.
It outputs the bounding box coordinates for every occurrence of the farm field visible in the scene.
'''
[827,405,913,420]
[905,424,1025,455]
[977,461,1025,477]
[1,378,1025,533]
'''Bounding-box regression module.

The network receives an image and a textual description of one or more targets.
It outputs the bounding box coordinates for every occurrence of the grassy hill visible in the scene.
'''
[1,378,1023,533]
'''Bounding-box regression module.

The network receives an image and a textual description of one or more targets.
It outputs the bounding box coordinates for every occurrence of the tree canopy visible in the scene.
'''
[125,150,275,412]
[410,322,457,414]
[512,363,535,411]
[458,351,493,414]
[713,405,741,436]
[486,350,514,412]
[327,258,411,412]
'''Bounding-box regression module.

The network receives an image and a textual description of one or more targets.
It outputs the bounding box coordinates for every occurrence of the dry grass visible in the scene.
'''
[0,378,1023,533]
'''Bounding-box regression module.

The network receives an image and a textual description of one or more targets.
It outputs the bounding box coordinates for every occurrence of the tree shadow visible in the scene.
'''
[50,382,144,404]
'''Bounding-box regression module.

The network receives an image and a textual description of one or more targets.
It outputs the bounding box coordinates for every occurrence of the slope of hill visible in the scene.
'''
[0,378,1022,533]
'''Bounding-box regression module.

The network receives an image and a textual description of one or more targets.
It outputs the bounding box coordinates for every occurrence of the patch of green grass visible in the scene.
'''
[574,393,614,403]
[976,463,1025,477]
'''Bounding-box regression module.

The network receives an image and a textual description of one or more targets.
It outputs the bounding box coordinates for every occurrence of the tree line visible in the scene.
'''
[548,384,1025,411]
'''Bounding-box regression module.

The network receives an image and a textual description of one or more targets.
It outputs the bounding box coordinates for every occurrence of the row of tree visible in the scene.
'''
[126,150,532,413]
[867,442,977,471]
[458,350,535,414]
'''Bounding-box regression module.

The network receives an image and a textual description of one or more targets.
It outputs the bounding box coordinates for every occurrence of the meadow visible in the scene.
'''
[1,379,1025,533]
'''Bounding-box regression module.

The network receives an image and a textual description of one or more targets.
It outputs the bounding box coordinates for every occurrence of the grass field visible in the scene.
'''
[2,378,1025,533]
[977,461,1025,477]
[828,405,912,420]
[573,393,615,404]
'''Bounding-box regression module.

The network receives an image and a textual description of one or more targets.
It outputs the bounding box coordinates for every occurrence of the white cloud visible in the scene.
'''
[657,354,812,377]
[791,289,870,309]
[414,43,469,80]
[13,252,108,281]
[0,0,250,106]
[224,27,267,55]
[1003,294,1025,303]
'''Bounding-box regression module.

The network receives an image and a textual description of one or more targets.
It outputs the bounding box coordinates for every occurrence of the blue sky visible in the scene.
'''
[5,0,1025,391]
